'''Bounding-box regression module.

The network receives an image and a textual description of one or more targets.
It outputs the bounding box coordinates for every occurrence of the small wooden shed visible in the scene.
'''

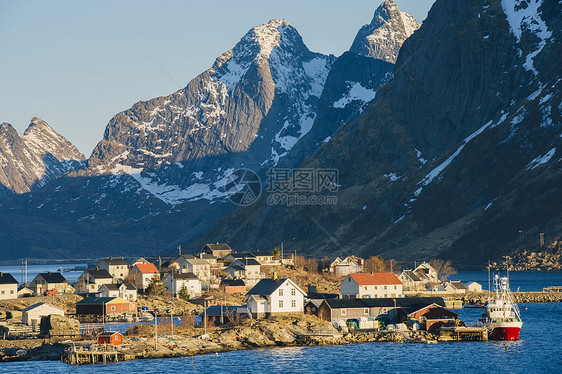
[97,331,123,346]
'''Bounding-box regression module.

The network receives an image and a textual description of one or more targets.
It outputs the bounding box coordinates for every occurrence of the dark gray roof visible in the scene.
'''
[22,302,46,312]
[200,305,248,317]
[179,254,197,260]
[76,297,118,305]
[0,272,18,284]
[173,272,198,280]
[86,269,113,279]
[200,254,216,260]
[228,252,256,259]
[450,281,468,290]
[323,297,446,310]
[99,257,128,265]
[228,265,245,271]
[402,270,421,282]
[246,278,287,296]
[233,259,261,266]
[97,331,121,337]
[38,272,67,283]
[204,243,232,252]
[221,279,245,287]
[22,302,63,312]
[101,283,137,291]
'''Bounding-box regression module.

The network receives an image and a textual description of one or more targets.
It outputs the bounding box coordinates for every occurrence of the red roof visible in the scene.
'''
[349,273,402,285]
[134,263,159,274]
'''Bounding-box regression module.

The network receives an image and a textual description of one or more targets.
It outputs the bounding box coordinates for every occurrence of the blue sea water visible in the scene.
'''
[0,272,560,373]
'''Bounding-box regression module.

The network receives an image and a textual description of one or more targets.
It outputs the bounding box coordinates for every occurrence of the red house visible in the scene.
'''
[219,279,246,293]
[97,331,123,346]
[407,303,458,331]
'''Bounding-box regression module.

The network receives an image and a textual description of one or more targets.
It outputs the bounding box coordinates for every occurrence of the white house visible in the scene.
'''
[340,273,403,299]
[0,273,18,300]
[96,258,129,281]
[444,281,468,294]
[200,243,233,259]
[98,283,138,301]
[184,259,211,284]
[162,272,201,298]
[130,263,160,290]
[413,262,439,284]
[399,270,424,291]
[29,272,71,295]
[245,277,306,318]
[329,256,364,276]
[466,282,483,292]
[225,259,262,286]
[22,302,64,326]
[75,269,114,293]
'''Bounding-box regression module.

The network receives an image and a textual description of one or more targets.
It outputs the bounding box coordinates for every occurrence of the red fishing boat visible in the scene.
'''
[478,274,522,340]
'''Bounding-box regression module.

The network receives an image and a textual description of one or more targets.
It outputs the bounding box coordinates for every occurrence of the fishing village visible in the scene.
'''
[0,243,561,365]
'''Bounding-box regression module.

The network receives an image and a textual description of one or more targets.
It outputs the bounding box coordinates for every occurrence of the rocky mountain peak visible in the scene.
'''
[349,0,420,63]
[0,118,84,195]
[22,117,85,162]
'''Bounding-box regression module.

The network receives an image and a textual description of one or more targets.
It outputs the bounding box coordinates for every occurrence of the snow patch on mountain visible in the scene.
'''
[333,82,377,109]
[527,148,556,169]
[501,0,552,75]
[419,120,494,187]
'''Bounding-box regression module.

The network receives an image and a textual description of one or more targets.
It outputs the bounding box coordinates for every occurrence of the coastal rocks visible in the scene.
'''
[40,314,80,338]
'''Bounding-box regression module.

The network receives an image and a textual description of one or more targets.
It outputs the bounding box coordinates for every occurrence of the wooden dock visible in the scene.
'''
[438,326,488,342]
[66,344,125,365]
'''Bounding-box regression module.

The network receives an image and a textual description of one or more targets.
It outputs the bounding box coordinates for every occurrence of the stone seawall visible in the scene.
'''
[462,292,562,305]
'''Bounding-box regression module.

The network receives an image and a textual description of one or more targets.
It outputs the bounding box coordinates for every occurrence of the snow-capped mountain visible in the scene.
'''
[200,0,561,266]
[83,19,334,205]
[0,117,84,195]
[349,0,420,63]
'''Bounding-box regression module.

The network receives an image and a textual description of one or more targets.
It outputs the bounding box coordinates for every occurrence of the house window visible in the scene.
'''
[384,286,387,290]
[10,290,14,294]
[291,288,296,296]
[374,286,377,290]
[111,306,116,311]
[291,300,296,308]
[279,289,284,296]
[394,285,397,290]
[279,300,284,308]
[364,308,369,315]
[1,291,4,294]
[341,309,346,316]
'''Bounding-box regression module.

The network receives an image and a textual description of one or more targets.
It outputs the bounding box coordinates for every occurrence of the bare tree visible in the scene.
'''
[363,256,386,273]
[429,259,457,282]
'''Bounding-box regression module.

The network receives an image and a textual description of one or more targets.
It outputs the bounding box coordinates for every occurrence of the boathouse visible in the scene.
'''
[97,331,123,346]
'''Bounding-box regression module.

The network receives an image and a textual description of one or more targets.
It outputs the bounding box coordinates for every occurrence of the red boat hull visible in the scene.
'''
[489,326,521,341]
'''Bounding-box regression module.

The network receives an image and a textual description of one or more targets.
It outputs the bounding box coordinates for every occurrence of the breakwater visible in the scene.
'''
[462,291,562,305]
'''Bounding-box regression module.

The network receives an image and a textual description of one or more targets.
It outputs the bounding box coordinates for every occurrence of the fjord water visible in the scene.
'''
[1,272,560,373]
[1,302,560,373]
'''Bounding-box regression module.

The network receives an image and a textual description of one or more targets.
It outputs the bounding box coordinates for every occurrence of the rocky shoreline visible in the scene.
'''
[0,315,437,364]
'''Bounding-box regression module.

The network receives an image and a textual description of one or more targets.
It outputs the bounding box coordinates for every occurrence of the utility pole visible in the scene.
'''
[220,298,224,325]
[154,312,158,350]
[171,309,174,339]
[281,242,284,260]
[203,301,207,335]
[102,302,105,331]
[178,245,182,256]
[25,259,27,285]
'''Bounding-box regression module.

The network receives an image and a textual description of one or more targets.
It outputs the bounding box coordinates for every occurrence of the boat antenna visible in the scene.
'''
[488,260,492,299]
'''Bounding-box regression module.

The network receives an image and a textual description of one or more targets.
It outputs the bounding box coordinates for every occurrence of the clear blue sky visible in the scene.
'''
[0,0,434,156]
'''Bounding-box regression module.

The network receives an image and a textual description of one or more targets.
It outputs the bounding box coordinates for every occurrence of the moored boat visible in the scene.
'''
[478,274,522,341]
